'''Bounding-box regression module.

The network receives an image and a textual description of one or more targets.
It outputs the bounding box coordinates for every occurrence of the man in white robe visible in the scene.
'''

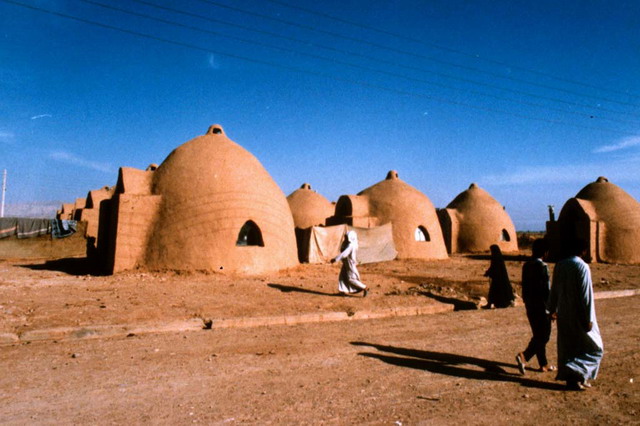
[548,239,603,391]
[331,230,368,296]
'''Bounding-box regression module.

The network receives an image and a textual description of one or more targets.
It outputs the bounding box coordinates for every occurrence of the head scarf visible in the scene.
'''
[346,230,359,249]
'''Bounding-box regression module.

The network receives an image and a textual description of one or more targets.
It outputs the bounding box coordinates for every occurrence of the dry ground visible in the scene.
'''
[2,254,638,335]
[0,253,639,424]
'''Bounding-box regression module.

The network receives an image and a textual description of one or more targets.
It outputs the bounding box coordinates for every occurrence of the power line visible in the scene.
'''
[0,0,635,136]
[89,0,640,121]
[263,0,640,101]
[192,0,640,109]
[77,0,640,126]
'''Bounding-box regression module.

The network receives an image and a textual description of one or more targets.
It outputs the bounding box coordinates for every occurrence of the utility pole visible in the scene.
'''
[1,169,6,218]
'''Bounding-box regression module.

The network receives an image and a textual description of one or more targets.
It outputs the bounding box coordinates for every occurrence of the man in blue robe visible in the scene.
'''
[548,238,604,391]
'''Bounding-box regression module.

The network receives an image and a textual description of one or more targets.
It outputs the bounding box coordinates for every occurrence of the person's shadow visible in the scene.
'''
[268,283,344,297]
[467,253,528,262]
[20,257,104,276]
[351,341,566,390]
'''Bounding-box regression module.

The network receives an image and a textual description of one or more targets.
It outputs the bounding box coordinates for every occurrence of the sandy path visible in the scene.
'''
[0,295,638,424]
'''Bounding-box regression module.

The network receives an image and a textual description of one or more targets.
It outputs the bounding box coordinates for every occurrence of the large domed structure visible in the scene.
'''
[99,125,299,275]
[547,176,640,264]
[438,183,518,253]
[330,171,447,260]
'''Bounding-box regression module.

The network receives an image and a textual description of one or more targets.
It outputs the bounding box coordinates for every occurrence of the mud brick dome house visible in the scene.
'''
[546,176,640,264]
[437,183,518,254]
[330,170,448,260]
[287,183,335,261]
[98,125,299,275]
[287,183,334,230]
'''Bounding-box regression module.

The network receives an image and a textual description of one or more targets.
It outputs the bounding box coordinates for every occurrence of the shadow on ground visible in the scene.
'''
[19,257,103,276]
[381,277,484,310]
[268,283,344,297]
[351,341,567,391]
[417,292,480,310]
[466,254,529,262]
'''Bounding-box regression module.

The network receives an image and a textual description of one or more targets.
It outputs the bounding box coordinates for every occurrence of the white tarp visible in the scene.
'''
[303,223,397,264]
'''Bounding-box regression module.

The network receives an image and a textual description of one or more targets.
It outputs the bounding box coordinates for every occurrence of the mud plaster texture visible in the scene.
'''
[101,125,298,275]
[287,183,335,230]
[0,252,639,424]
[439,183,518,254]
[333,170,449,260]
[549,177,640,264]
[78,186,114,243]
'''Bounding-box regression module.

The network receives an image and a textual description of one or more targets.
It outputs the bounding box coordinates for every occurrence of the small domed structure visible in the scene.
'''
[547,176,640,263]
[438,183,518,253]
[287,183,335,262]
[99,125,299,275]
[330,170,447,259]
[287,183,334,229]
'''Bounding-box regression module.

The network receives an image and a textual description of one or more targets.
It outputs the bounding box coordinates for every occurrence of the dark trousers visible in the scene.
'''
[523,306,551,367]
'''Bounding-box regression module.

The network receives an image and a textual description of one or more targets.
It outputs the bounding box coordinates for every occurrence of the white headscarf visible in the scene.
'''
[346,230,359,250]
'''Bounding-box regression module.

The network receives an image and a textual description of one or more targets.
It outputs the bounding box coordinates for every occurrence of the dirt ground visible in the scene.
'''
[1,253,639,424]
[2,252,639,335]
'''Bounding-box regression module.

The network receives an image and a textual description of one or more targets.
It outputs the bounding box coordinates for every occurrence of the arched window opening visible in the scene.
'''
[500,229,511,242]
[236,221,264,247]
[415,226,430,242]
[335,196,353,217]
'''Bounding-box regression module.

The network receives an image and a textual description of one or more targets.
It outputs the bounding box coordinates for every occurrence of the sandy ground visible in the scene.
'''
[2,254,638,335]
[0,254,639,424]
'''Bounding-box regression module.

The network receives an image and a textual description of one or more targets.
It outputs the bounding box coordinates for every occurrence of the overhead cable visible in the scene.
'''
[78,0,640,126]
[264,0,640,101]
[0,0,635,136]
[193,0,640,109]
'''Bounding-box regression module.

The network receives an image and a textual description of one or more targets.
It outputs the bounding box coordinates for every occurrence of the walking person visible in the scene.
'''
[515,239,555,375]
[331,230,368,297]
[483,244,515,308]
[548,238,603,391]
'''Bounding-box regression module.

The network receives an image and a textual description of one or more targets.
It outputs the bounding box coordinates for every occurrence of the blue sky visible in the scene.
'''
[1,0,639,230]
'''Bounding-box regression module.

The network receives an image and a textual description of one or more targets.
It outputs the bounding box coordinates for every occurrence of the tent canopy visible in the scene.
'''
[303,223,397,264]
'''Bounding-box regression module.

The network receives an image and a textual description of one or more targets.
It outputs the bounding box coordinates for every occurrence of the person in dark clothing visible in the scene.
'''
[483,244,515,309]
[515,239,555,374]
